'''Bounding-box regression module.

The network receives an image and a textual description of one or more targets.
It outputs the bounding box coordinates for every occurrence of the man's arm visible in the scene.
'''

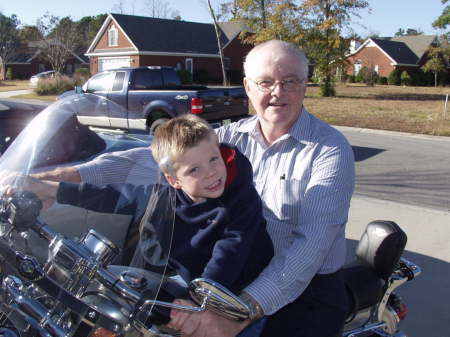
[244,137,355,315]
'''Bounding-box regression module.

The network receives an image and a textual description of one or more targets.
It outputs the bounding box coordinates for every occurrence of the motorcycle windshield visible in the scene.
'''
[0,99,177,335]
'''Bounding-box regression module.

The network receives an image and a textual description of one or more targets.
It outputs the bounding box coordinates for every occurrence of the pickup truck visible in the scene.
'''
[60,66,248,133]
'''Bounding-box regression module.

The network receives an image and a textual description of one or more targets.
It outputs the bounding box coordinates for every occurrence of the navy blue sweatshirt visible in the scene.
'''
[57,144,274,292]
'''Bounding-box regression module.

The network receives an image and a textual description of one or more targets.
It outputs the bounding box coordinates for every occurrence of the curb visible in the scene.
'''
[334,125,450,142]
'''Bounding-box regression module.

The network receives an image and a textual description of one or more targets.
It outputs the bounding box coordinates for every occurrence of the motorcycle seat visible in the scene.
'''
[343,262,384,316]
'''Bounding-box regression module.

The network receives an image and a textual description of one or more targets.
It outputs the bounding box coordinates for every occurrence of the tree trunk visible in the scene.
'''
[207,0,228,86]
[434,71,438,87]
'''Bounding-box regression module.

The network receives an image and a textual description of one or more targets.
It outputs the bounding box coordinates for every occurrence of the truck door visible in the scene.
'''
[107,71,128,129]
[127,68,167,130]
[75,71,114,128]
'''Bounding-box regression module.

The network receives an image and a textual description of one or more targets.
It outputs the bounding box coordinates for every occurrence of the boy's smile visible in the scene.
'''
[165,134,227,203]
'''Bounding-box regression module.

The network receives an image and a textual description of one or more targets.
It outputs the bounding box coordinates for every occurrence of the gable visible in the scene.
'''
[92,20,135,52]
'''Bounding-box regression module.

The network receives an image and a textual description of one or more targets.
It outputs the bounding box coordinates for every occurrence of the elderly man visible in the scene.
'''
[169,40,355,337]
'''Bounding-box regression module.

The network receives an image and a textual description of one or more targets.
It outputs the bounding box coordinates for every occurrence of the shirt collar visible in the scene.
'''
[235,107,313,146]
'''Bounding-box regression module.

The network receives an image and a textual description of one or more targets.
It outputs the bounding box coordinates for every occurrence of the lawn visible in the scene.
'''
[0,80,30,91]
[304,84,450,136]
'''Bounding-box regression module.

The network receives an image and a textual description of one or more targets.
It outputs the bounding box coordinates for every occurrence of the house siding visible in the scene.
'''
[224,36,253,83]
[346,46,395,77]
[94,21,134,50]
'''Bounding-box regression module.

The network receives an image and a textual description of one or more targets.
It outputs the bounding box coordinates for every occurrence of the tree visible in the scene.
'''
[299,0,369,96]
[36,13,80,74]
[433,0,450,31]
[143,0,179,18]
[18,25,43,42]
[422,46,447,87]
[400,70,411,86]
[0,13,20,81]
[231,0,301,44]
[207,0,228,85]
[394,28,405,36]
[77,14,108,50]
[112,0,127,14]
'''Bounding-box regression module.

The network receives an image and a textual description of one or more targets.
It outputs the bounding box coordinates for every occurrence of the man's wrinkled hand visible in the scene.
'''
[168,298,250,337]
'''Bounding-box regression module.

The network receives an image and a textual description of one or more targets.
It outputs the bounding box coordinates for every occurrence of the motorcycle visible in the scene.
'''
[0,101,420,337]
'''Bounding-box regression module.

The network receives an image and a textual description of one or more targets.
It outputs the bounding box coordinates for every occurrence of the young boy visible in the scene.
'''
[14,114,273,302]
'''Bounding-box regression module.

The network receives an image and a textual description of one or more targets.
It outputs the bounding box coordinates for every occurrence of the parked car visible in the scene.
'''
[58,66,249,133]
[29,70,57,87]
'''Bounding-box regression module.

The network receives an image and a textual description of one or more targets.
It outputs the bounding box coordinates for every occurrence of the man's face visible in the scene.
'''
[165,135,227,203]
[244,49,307,131]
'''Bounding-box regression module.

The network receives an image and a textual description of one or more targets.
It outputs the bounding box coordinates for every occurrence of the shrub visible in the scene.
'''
[356,66,378,86]
[347,74,356,83]
[400,71,411,86]
[226,69,243,85]
[177,69,192,84]
[388,69,401,85]
[73,68,91,85]
[6,67,13,80]
[193,68,209,84]
[34,75,75,95]
[377,76,388,85]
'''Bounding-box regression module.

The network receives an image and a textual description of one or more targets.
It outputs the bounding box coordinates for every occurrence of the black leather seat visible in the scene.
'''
[344,220,407,318]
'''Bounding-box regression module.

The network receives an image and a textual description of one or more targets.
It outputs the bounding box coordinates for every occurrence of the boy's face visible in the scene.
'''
[165,135,227,203]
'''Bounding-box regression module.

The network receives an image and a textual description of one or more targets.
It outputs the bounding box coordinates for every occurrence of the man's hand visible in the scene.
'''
[168,299,250,337]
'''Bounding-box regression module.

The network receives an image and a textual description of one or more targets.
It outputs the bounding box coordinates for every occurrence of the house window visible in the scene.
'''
[38,64,46,72]
[374,64,379,74]
[185,58,193,74]
[354,60,362,74]
[108,25,119,47]
[66,64,73,74]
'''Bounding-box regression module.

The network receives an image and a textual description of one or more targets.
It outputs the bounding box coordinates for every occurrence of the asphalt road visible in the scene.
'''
[337,126,450,212]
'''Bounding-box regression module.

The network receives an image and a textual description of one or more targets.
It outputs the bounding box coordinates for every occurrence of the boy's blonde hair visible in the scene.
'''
[151,114,216,173]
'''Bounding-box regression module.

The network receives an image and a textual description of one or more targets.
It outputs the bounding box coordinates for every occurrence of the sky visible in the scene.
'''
[0,0,447,38]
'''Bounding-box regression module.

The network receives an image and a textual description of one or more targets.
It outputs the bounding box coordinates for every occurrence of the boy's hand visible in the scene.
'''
[1,173,58,210]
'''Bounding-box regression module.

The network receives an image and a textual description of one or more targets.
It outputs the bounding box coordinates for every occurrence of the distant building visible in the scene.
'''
[85,13,253,84]
[2,41,88,80]
[345,35,446,78]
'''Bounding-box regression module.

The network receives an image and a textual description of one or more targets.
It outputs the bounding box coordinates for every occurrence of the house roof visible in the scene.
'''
[350,35,438,66]
[371,38,419,65]
[8,41,88,64]
[87,14,242,56]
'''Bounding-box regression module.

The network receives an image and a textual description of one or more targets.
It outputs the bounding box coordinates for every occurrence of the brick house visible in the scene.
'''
[345,35,442,78]
[85,13,252,84]
[3,41,89,80]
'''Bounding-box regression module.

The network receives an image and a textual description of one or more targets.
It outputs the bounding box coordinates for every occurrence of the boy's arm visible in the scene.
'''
[31,166,81,183]
[56,182,151,216]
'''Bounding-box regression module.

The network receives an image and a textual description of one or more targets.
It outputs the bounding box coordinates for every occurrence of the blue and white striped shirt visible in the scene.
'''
[76,147,157,186]
[216,108,355,315]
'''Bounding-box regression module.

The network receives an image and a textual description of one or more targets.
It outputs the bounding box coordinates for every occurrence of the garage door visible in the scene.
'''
[98,57,131,72]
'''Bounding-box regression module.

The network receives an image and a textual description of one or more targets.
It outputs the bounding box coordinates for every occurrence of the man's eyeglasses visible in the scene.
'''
[248,78,305,93]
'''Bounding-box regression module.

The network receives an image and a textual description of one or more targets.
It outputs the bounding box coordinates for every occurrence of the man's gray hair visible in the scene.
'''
[243,40,309,81]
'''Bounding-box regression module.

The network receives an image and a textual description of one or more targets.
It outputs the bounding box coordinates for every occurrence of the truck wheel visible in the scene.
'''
[149,118,169,135]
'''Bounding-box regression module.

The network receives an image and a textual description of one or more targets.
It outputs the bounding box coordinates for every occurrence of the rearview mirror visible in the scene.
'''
[189,278,250,321]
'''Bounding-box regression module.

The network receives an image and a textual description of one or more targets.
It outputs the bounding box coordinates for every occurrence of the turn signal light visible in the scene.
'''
[191,98,204,114]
